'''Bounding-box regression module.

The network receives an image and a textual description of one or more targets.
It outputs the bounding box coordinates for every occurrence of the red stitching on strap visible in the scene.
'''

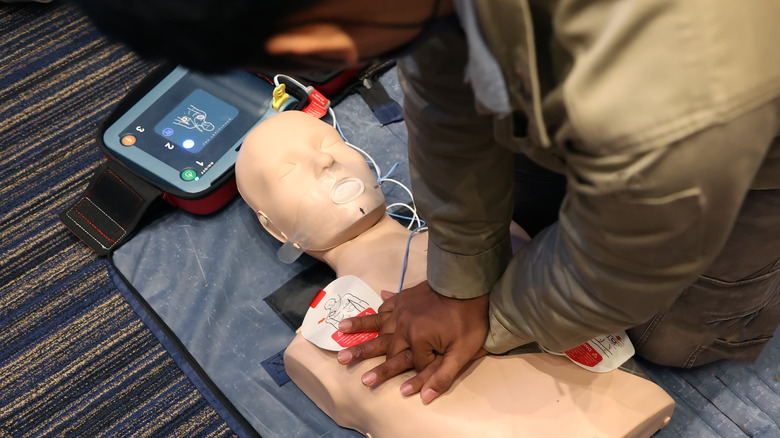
[85,168,145,229]
[74,199,118,244]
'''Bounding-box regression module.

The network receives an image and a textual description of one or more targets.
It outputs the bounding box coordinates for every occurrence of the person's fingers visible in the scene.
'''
[386,334,410,359]
[411,343,437,372]
[419,351,471,404]
[361,349,414,387]
[338,312,382,333]
[337,333,392,364]
[377,292,398,313]
[400,355,442,397]
[380,289,396,301]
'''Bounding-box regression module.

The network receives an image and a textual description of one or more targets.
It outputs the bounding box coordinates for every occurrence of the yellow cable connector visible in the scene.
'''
[271,83,290,111]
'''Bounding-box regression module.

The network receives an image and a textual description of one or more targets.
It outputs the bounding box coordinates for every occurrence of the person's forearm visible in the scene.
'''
[400,42,516,299]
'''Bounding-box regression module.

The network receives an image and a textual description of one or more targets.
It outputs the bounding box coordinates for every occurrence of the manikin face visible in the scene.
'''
[236,111,385,259]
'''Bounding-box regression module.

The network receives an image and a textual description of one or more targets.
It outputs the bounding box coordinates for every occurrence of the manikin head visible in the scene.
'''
[235,111,386,262]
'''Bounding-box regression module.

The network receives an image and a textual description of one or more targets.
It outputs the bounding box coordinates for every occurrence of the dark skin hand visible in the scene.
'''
[336,281,488,404]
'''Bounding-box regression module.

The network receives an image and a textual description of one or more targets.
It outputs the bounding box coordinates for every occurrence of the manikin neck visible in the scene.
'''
[310,214,428,292]
[315,214,416,268]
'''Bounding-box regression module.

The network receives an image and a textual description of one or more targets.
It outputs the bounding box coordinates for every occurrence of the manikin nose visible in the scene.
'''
[312,152,336,176]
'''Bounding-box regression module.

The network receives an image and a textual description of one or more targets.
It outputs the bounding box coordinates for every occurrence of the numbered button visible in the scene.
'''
[180,168,198,181]
[121,134,136,146]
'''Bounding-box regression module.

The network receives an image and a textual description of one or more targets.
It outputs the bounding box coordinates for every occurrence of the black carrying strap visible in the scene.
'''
[60,160,161,256]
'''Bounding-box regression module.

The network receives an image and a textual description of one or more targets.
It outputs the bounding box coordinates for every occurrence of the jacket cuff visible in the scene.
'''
[484,310,535,354]
[427,234,513,299]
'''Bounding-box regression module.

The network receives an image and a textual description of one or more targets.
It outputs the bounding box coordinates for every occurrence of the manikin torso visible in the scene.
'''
[287,215,674,438]
[235,111,674,438]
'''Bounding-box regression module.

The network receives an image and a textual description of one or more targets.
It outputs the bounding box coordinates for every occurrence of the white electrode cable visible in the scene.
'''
[331,107,422,229]
[346,141,382,182]
[386,202,423,229]
[328,107,338,128]
[273,74,310,94]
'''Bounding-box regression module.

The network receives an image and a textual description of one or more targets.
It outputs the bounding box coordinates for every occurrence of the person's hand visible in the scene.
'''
[336,281,489,404]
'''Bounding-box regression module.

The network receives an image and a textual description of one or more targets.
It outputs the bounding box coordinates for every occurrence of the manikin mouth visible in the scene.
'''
[329,177,365,204]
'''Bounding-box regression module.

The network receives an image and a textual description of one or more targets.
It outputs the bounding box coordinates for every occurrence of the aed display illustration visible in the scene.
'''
[154,89,238,154]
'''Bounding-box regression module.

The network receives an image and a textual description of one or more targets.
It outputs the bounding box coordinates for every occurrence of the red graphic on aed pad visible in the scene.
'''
[564,342,603,367]
[310,289,327,308]
[332,308,379,347]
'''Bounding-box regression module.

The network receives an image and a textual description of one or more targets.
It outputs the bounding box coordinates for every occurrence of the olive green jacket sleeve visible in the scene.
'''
[399,29,516,302]
[485,107,778,353]
[401,0,780,353]
[481,0,780,353]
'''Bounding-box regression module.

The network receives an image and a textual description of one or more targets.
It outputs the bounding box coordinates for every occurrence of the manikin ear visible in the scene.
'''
[265,23,359,65]
[256,211,287,242]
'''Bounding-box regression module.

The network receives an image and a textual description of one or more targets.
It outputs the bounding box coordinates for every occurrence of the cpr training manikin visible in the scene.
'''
[235,111,675,438]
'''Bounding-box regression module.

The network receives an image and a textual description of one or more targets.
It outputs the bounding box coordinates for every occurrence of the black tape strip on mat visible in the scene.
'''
[106,255,261,438]
[357,79,403,126]
[264,262,337,331]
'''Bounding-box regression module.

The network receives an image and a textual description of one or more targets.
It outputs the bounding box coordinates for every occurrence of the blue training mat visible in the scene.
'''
[110,69,780,438]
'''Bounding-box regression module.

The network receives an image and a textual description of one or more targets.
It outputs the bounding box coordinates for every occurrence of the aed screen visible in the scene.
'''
[154,89,238,154]
[116,69,273,177]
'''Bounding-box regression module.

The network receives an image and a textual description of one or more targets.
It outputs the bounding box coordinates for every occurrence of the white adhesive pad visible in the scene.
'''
[301,275,383,351]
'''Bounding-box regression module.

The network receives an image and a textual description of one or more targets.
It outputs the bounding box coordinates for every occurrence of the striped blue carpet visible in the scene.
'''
[0,3,236,436]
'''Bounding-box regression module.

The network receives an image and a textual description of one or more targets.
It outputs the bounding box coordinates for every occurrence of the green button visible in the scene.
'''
[181,169,198,181]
